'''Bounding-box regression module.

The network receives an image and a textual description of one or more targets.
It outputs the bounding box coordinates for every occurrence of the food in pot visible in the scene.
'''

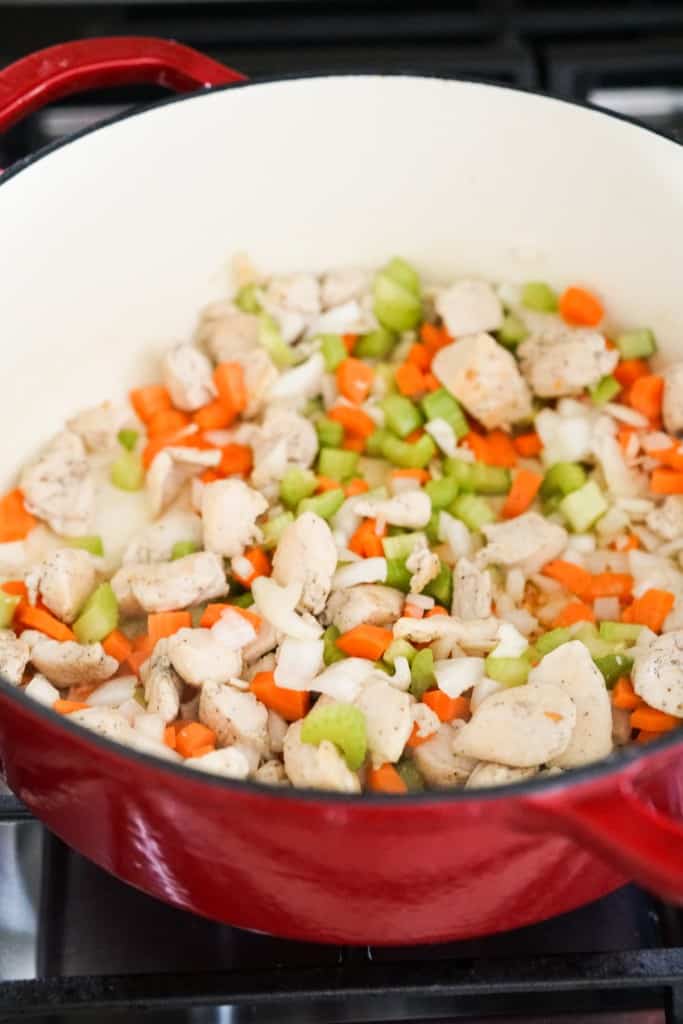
[2,258,682,794]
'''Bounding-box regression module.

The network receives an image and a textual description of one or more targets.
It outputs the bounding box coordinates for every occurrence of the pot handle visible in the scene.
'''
[525,774,683,903]
[0,37,245,135]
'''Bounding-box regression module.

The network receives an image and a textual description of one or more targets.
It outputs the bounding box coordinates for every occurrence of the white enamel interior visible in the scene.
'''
[1,75,682,483]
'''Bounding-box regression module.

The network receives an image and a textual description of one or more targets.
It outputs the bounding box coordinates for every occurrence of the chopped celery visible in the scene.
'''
[384,257,421,296]
[230,592,255,608]
[262,512,294,549]
[381,433,436,469]
[298,489,345,520]
[323,625,347,665]
[235,282,262,314]
[300,702,367,770]
[425,476,459,510]
[560,480,607,532]
[280,468,317,509]
[485,654,531,687]
[594,652,634,687]
[117,428,139,452]
[355,327,397,359]
[374,273,422,332]
[373,660,391,674]
[589,375,621,405]
[258,313,298,368]
[318,447,359,482]
[450,494,495,531]
[110,450,144,491]
[617,328,656,360]
[470,463,511,495]
[374,363,398,396]
[542,494,563,517]
[366,428,391,457]
[573,623,613,658]
[171,540,199,560]
[424,562,453,607]
[303,397,324,419]
[73,583,119,644]
[383,638,417,666]
[536,627,571,655]
[320,333,347,372]
[444,458,475,491]
[0,591,19,629]
[382,395,424,438]
[521,281,558,313]
[541,462,587,498]
[497,313,528,348]
[316,416,345,448]
[396,758,425,791]
[421,389,469,439]
[599,621,643,645]
[385,557,412,592]
[410,648,435,699]
[66,535,104,557]
[382,532,424,560]
[425,511,441,543]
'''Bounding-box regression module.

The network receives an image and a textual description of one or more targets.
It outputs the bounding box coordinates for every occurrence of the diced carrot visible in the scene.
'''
[148,611,192,645]
[316,475,343,493]
[558,286,604,327]
[54,699,90,715]
[336,624,393,660]
[102,629,133,663]
[629,374,664,421]
[636,730,663,744]
[1,580,28,600]
[67,683,96,702]
[337,358,374,404]
[191,743,216,758]
[542,560,593,598]
[127,635,154,676]
[343,437,366,453]
[0,489,37,543]
[403,602,424,619]
[648,444,683,471]
[345,478,370,497]
[611,533,640,552]
[17,605,75,641]
[422,372,441,391]
[129,386,172,423]
[349,518,385,558]
[193,400,236,431]
[199,603,261,630]
[513,432,543,457]
[651,469,683,495]
[420,323,453,353]
[163,725,177,750]
[617,425,637,453]
[422,690,470,723]
[406,721,436,748]
[588,573,633,599]
[367,763,408,794]
[611,677,642,711]
[404,428,425,443]
[219,444,253,477]
[342,333,358,353]
[407,343,432,371]
[395,362,426,397]
[328,404,376,438]
[553,601,595,628]
[390,468,430,484]
[613,359,649,390]
[486,430,518,468]
[141,431,197,469]
[464,432,490,462]
[146,408,190,438]
[213,362,247,413]
[200,468,222,484]
[622,588,675,632]
[630,706,679,733]
[175,722,217,759]
[502,468,542,518]
[426,605,449,617]
[233,547,271,588]
[250,670,310,721]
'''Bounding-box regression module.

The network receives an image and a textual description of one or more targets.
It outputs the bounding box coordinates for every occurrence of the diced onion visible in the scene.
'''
[388,656,412,691]
[505,568,526,603]
[332,558,387,588]
[211,609,257,649]
[252,577,323,640]
[425,418,458,458]
[405,593,435,610]
[491,622,528,658]
[603,403,649,427]
[470,675,503,711]
[312,658,374,702]
[88,676,137,707]
[274,637,324,691]
[24,675,59,707]
[134,712,165,743]
[594,596,620,620]
[438,511,472,559]
[434,657,485,697]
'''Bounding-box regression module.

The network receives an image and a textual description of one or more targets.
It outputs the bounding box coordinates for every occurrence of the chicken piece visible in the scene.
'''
[478,513,567,575]
[30,548,97,623]
[111,551,227,615]
[393,614,502,653]
[451,558,492,621]
[28,636,117,689]
[123,512,203,564]
[662,363,683,437]
[167,627,242,687]
[435,279,503,337]
[432,333,532,430]
[321,268,369,309]
[254,760,289,785]
[67,401,131,453]
[272,512,337,615]
[162,344,216,412]
[201,479,267,558]
[465,762,537,789]
[140,638,183,723]
[0,630,30,686]
[325,584,403,634]
[147,446,220,518]
[267,709,288,755]
[355,679,412,768]
[186,746,251,780]
[411,723,477,788]
[282,718,360,793]
[527,641,613,768]
[20,431,95,537]
[242,620,279,668]
[69,707,181,761]
[452,683,576,768]
[406,536,441,594]
[199,681,269,753]
[518,329,617,398]
[646,497,683,541]
[352,490,432,530]
[251,408,318,486]
[269,353,326,408]
[633,631,683,717]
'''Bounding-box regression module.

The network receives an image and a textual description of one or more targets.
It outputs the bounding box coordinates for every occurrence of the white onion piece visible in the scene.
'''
[502,607,538,636]
[314,300,363,335]
[425,418,458,458]
[603,403,649,427]
[594,596,620,621]
[88,676,137,707]
[118,697,144,724]
[438,511,472,559]
[270,353,325,405]
[252,577,322,640]
[211,609,257,650]
[434,657,485,697]
[470,675,503,711]
[25,675,59,707]
[536,408,592,465]
[332,558,387,589]
[505,568,526,603]
[389,476,422,495]
[134,712,165,743]
[405,593,435,610]
[388,656,411,691]
[274,637,324,691]
[491,623,528,659]
[311,658,374,702]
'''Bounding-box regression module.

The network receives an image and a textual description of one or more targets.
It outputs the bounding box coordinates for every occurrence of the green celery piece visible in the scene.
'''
[396,758,425,791]
[0,591,19,629]
[470,463,511,495]
[573,623,613,658]
[536,627,571,655]
[589,375,621,405]
[542,494,563,517]
[323,625,347,665]
[425,476,458,510]
[318,447,359,482]
[380,433,436,469]
[171,540,199,560]
[382,395,424,438]
[320,333,347,372]
[382,532,424,561]
[541,462,587,498]
[355,327,397,359]
[383,638,417,667]
[235,282,262,314]
[230,592,255,609]
[420,389,469,439]
[497,313,528,348]
[374,363,398,396]
[425,511,441,544]
[258,313,298,368]
[303,397,324,419]
[450,494,495,531]
[374,273,422,332]
[599,621,643,645]
[316,416,345,449]
[280,468,318,509]
[298,489,345,520]
[560,480,608,532]
[594,652,634,687]
[117,428,139,452]
[73,583,119,644]
[521,281,558,312]
[366,428,391,458]
[444,458,475,491]
[384,257,421,296]
[424,562,453,607]
[300,702,367,770]
[485,654,531,687]
[385,557,412,592]
[111,450,144,491]
[262,512,295,549]
[616,328,656,360]
[66,535,104,557]
[410,648,435,699]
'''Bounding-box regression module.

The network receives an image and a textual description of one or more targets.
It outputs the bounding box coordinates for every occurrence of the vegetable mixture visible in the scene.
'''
[2,257,683,794]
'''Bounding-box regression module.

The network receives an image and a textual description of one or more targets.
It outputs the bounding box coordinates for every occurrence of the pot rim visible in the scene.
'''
[2,71,681,806]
